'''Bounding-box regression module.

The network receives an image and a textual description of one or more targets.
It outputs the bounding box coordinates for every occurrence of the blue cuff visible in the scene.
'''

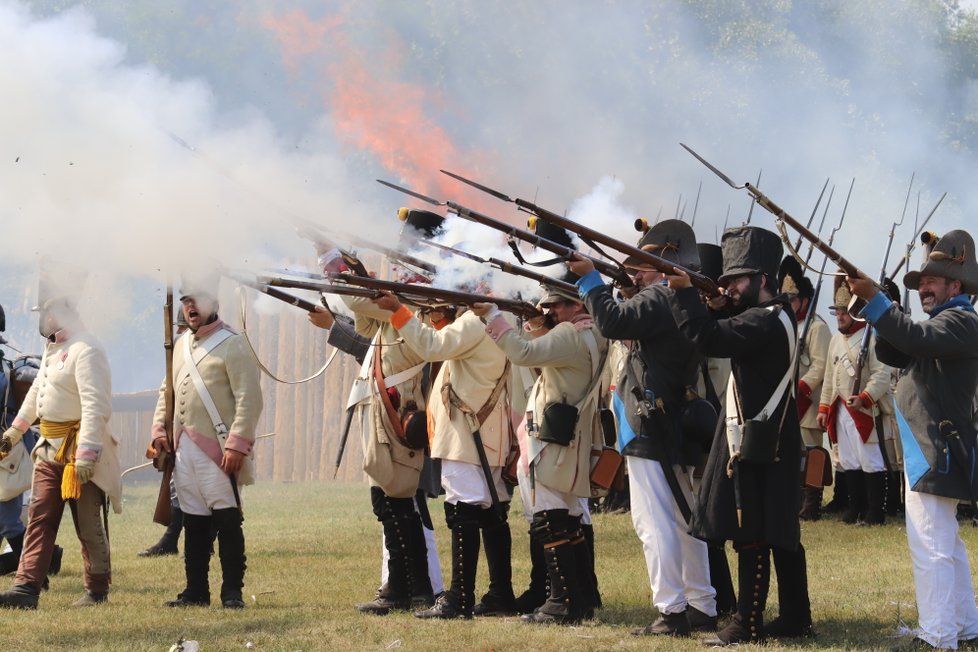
[576,270,605,299]
[859,292,892,324]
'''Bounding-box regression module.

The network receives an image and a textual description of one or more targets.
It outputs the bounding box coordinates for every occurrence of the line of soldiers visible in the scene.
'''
[312,209,978,651]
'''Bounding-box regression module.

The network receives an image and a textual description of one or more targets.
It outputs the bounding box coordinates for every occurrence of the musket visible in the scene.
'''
[849,174,915,400]
[795,183,838,363]
[232,273,380,308]
[691,181,702,228]
[434,172,721,297]
[325,273,542,319]
[745,169,762,225]
[152,285,176,526]
[795,178,831,263]
[887,191,947,282]
[256,275,456,311]
[377,178,637,290]
[681,144,877,285]
[293,218,435,278]
[674,194,683,220]
[418,239,579,296]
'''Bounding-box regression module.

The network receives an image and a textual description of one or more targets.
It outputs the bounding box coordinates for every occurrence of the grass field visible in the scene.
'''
[0,480,970,651]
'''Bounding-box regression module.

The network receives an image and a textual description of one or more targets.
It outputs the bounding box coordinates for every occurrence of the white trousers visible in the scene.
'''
[173,434,238,516]
[905,477,978,649]
[835,409,885,473]
[441,459,508,508]
[379,495,444,594]
[627,456,716,616]
[515,460,583,519]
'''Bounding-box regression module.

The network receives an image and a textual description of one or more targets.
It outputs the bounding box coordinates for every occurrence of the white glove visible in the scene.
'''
[75,459,96,484]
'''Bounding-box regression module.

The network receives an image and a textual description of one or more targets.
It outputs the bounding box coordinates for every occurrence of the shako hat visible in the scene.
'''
[527,216,575,250]
[718,226,783,286]
[778,255,814,299]
[832,271,852,309]
[696,243,724,284]
[903,229,978,295]
[623,219,700,271]
[398,208,445,239]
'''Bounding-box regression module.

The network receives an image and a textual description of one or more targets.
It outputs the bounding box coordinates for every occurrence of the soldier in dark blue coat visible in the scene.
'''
[668,226,812,645]
[848,229,978,651]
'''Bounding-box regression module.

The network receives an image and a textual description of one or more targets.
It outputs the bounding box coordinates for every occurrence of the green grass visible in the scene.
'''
[0,481,965,651]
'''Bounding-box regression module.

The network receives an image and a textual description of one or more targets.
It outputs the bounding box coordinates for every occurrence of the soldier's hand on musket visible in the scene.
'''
[566,252,594,277]
[371,290,402,312]
[149,434,172,458]
[221,448,245,475]
[307,305,336,330]
[846,272,877,301]
[470,302,499,320]
[665,268,692,290]
[816,412,828,430]
[845,393,872,409]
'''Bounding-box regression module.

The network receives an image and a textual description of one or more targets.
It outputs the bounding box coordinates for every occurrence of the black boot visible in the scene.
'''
[823,470,848,513]
[514,533,549,615]
[708,541,736,617]
[139,507,183,557]
[767,544,814,638]
[0,583,39,609]
[406,519,434,609]
[521,509,587,625]
[799,486,823,521]
[359,492,414,615]
[580,521,601,611]
[863,472,886,525]
[473,503,517,616]
[165,513,211,607]
[842,470,866,524]
[0,532,24,575]
[415,502,480,620]
[213,508,246,609]
[703,546,770,645]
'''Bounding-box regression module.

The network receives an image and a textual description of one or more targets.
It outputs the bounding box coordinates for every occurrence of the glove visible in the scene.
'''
[0,426,25,460]
[74,459,96,484]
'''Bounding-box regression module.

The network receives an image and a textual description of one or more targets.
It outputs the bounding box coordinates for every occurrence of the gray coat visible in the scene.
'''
[873,300,978,500]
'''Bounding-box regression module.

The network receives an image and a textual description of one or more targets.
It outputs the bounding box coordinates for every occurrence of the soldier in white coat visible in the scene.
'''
[372,292,513,620]
[0,274,121,609]
[817,278,895,525]
[150,279,262,609]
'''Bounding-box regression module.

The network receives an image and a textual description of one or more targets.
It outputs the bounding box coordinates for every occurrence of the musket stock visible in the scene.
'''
[152,287,176,526]
[437,171,721,297]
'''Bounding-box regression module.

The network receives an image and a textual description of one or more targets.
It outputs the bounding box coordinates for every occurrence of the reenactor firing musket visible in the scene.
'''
[680,143,882,297]
[434,170,722,298]
[376,178,638,290]
[324,273,542,319]
[417,239,579,296]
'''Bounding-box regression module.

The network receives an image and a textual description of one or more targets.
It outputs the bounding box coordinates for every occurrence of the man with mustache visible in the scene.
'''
[847,230,978,651]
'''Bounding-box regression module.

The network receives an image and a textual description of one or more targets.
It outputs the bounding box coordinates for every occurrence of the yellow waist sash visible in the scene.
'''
[39,420,83,500]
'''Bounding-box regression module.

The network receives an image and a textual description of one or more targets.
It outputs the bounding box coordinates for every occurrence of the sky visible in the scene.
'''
[2,0,977,390]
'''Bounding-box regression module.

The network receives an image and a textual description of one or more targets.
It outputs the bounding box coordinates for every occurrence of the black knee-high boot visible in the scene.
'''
[359,491,414,614]
[165,513,212,606]
[580,522,601,610]
[213,508,246,609]
[843,470,866,524]
[139,507,183,557]
[514,532,549,615]
[473,502,516,615]
[415,502,481,619]
[863,471,887,525]
[823,470,849,513]
[767,544,814,638]
[522,509,586,625]
[0,532,24,576]
[704,546,770,645]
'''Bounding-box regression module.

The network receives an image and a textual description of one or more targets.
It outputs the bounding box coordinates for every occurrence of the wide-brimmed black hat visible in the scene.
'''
[697,243,723,284]
[778,255,814,299]
[718,226,783,285]
[398,208,445,238]
[623,219,700,271]
[904,229,978,295]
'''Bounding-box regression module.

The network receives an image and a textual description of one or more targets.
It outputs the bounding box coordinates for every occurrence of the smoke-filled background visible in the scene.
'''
[2,0,978,477]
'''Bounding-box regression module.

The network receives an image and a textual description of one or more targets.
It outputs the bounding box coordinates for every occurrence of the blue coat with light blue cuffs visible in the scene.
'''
[864,292,978,500]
